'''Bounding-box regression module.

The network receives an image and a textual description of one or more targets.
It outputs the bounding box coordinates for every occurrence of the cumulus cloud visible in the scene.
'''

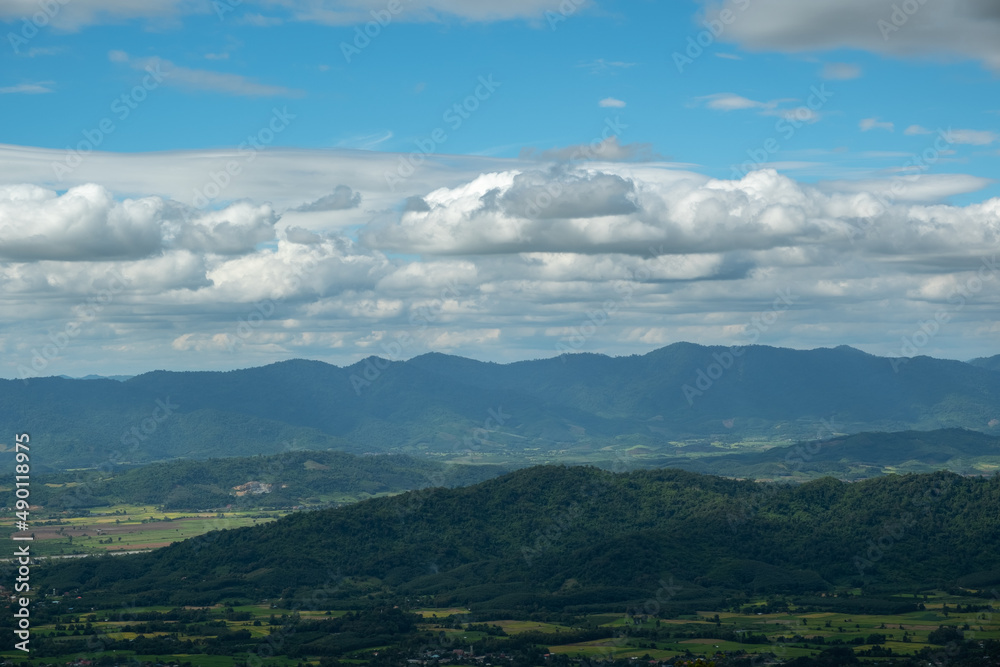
[169,202,279,254]
[293,185,362,212]
[702,0,1000,72]
[0,184,279,261]
[0,184,164,261]
[599,97,626,108]
[362,167,1000,265]
[3,146,1000,376]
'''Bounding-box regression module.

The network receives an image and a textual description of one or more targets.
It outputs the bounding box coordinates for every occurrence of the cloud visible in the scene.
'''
[945,129,999,145]
[265,0,592,25]
[519,136,657,162]
[599,97,626,108]
[4,150,1000,375]
[110,51,303,97]
[697,93,773,111]
[293,186,363,212]
[0,184,278,261]
[715,53,743,60]
[860,117,894,132]
[0,82,54,94]
[702,0,1000,72]
[238,13,285,27]
[821,62,862,80]
[0,0,579,30]
[361,167,1000,261]
[904,125,932,135]
[0,0,209,31]
[697,93,823,123]
[818,173,994,203]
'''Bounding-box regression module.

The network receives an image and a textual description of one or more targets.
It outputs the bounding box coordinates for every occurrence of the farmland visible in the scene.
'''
[1,591,996,666]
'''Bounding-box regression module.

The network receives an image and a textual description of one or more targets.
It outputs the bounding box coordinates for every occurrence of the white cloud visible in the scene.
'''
[3,146,1000,376]
[599,97,626,108]
[110,51,303,97]
[0,82,54,94]
[0,183,280,261]
[0,0,209,31]
[698,93,772,111]
[945,129,999,145]
[697,93,823,123]
[860,117,894,132]
[904,125,932,135]
[703,0,1000,72]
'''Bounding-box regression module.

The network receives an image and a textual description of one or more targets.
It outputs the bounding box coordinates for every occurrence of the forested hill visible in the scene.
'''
[40,466,1000,614]
[23,450,509,510]
[970,354,1000,372]
[3,343,1000,469]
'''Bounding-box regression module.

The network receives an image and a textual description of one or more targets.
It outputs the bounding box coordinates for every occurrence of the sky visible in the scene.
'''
[0,0,998,379]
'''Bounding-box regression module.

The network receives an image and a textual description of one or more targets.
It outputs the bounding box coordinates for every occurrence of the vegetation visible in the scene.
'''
[9,450,507,510]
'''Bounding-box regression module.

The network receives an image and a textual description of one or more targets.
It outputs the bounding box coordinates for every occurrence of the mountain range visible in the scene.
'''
[3,343,999,470]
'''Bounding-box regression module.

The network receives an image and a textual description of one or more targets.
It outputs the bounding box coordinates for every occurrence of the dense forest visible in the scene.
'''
[35,466,1000,614]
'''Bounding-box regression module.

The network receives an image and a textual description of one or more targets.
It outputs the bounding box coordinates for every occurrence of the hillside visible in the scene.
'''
[39,466,1000,614]
[3,344,1000,469]
[668,428,1000,480]
[969,354,1000,372]
[24,450,508,510]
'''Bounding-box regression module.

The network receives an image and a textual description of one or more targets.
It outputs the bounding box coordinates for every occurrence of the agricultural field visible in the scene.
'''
[0,503,286,557]
[5,592,994,666]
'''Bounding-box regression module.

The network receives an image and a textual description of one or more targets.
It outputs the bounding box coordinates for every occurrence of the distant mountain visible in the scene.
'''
[668,428,1000,480]
[40,466,1000,612]
[3,344,999,469]
[59,374,134,381]
[969,354,1000,372]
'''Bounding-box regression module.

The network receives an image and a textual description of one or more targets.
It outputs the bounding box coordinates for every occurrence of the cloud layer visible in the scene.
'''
[1,145,998,378]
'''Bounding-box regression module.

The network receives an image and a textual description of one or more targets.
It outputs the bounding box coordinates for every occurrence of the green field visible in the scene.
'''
[2,502,286,557]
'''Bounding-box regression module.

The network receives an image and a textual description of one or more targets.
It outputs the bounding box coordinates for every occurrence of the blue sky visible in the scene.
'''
[0,0,999,378]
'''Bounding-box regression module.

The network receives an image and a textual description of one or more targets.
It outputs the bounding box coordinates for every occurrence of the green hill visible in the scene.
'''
[38,466,1000,614]
[24,450,508,510]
